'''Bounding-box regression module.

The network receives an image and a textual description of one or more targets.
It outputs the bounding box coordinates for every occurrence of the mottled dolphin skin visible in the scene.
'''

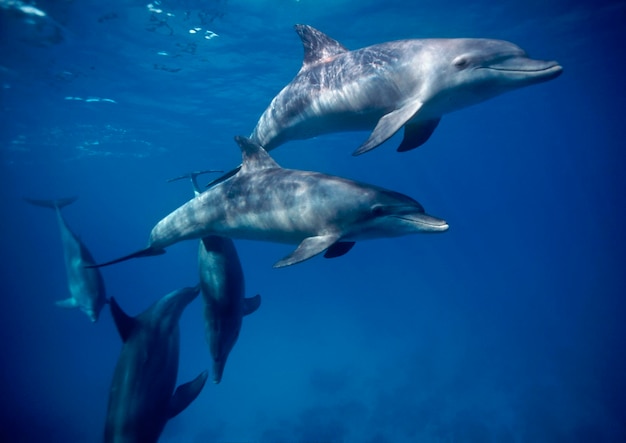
[105,286,208,443]
[24,197,107,322]
[92,136,448,269]
[169,171,261,384]
[251,24,563,155]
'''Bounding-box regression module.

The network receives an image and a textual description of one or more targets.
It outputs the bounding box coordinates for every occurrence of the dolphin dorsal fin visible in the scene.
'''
[295,25,348,71]
[109,297,137,343]
[234,136,280,172]
[243,294,261,316]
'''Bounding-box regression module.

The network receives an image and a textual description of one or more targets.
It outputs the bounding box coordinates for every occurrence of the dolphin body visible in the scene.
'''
[169,171,261,384]
[104,286,208,443]
[251,24,563,156]
[198,236,261,383]
[91,136,449,269]
[24,197,107,322]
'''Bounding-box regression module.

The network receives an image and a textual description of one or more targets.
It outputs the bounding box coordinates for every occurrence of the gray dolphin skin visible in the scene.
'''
[169,170,261,384]
[105,286,208,443]
[250,24,563,155]
[91,136,449,269]
[199,236,261,383]
[24,197,107,322]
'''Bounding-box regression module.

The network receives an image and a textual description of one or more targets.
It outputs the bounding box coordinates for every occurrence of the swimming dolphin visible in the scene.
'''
[24,197,107,322]
[104,286,208,443]
[198,236,261,384]
[251,24,563,155]
[91,136,448,269]
[169,171,261,384]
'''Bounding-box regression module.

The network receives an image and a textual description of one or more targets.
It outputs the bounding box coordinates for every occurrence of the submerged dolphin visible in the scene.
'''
[169,171,261,384]
[24,197,107,322]
[251,24,563,155]
[91,136,448,269]
[199,236,261,384]
[105,286,208,443]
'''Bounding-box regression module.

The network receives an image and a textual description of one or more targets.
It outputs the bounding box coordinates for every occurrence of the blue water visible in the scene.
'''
[1,0,625,442]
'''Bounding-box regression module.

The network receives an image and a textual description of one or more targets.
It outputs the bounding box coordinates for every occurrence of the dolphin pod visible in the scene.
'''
[169,171,261,384]
[24,197,107,322]
[30,23,561,441]
[90,135,449,269]
[105,286,208,443]
[252,24,563,156]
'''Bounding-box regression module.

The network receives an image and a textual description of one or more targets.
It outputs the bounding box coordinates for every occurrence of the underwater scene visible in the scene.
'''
[1,0,625,442]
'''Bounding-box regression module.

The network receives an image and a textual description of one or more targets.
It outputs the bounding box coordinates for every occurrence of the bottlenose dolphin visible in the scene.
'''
[169,171,261,384]
[105,286,208,443]
[198,236,261,384]
[91,136,448,269]
[251,24,563,155]
[24,197,107,322]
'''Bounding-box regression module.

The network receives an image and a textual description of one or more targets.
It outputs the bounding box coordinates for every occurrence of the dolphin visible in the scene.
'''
[104,286,208,443]
[24,197,107,322]
[198,236,261,384]
[91,136,448,269]
[169,170,261,384]
[251,24,563,156]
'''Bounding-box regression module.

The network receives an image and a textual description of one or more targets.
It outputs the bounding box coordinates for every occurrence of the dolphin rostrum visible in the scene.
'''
[104,286,208,443]
[251,24,563,156]
[169,170,261,384]
[91,136,449,269]
[24,197,107,322]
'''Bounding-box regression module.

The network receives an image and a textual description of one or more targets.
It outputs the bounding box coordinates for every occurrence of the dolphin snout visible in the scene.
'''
[400,213,449,232]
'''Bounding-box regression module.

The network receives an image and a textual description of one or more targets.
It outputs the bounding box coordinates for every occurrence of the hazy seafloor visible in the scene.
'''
[1,0,625,442]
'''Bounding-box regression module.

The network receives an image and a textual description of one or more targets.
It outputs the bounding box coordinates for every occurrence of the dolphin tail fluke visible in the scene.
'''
[205,165,241,188]
[166,170,223,183]
[167,170,223,195]
[87,247,166,268]
[169,370,209,418]
[24,196,78,210]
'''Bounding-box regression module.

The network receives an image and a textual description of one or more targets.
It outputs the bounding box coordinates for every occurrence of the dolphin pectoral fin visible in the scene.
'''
[323,241,356,258]
[397,118,441,152]
[353,101,423,156]
[55,298,78,309]
[109,297,137,343]
[273,234,341,268]
[168,370,209,419]
[243,294,261,316]
[86,247,166,268]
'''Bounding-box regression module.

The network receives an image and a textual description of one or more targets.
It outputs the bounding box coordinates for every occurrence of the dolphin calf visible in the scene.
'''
[104,286,208,443]
[91,136,448,269]
[169,170,261,384]
[251,24,563,155]
[24,197,107,322]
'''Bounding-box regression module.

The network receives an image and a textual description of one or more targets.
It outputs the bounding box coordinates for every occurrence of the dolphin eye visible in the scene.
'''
[453,57,469,69]
[371,205,385,216]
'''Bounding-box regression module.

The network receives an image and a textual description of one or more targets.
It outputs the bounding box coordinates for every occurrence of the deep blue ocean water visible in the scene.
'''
[1,0,625,442]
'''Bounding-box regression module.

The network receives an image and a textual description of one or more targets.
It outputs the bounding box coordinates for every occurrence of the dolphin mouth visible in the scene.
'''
[393,214,449,232]
[479,62,563,78]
